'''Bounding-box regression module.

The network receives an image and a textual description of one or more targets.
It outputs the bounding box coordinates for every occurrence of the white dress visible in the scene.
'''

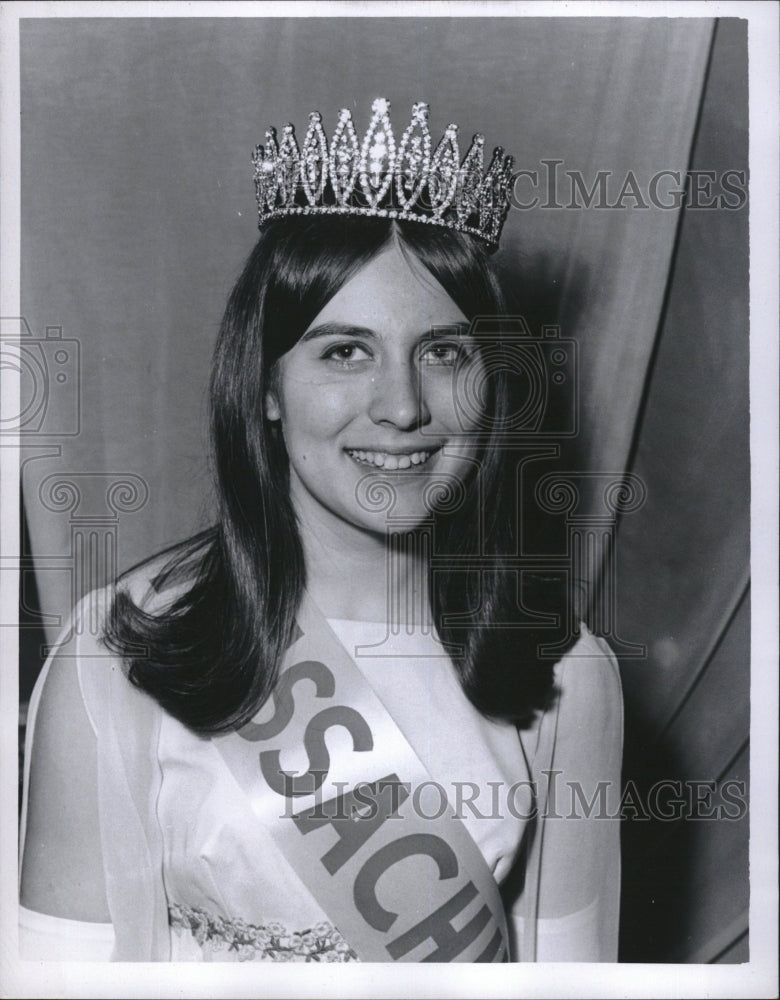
[20,589,623,962]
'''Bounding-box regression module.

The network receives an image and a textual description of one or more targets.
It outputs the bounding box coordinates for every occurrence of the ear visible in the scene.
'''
[264,390,281,422]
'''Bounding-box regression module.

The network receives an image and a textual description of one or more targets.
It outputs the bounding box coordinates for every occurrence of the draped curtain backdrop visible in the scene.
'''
[18,17,749,964]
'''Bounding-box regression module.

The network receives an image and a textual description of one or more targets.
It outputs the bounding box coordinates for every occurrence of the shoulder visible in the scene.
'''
[553,626,623,740]
[18,541,200,917]
[57,537,207,724]
[21,627,109,918]
[41,536,206,653]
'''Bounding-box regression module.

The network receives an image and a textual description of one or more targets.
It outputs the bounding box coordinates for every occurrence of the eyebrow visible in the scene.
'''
[300,320,473,343]
[300,322,376,343]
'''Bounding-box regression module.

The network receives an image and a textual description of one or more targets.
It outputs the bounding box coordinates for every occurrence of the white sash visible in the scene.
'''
[214,594,509,963]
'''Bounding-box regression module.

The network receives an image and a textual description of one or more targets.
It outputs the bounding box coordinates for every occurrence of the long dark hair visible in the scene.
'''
[104,216,572,733]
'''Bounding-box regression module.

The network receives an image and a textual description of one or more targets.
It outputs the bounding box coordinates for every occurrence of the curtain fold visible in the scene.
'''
[613,18,750,962]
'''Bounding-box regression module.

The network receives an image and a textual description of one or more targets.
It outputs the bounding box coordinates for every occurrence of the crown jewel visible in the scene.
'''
[252,98,514,250]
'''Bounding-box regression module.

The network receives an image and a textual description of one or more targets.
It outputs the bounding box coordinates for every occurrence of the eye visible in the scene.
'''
[321,342,372,366]
[420,341,473,367]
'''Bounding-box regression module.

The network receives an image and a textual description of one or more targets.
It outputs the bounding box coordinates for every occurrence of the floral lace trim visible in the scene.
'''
[168,902,359,962]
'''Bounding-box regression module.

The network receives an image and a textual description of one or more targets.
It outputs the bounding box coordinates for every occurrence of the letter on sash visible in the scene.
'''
[387,882,493,962]
[354,833,459,933]
[293,774,409,874]
[261,704,374,796]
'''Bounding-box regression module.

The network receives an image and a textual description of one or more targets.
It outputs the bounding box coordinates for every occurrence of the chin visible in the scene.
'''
[350,475,459,536]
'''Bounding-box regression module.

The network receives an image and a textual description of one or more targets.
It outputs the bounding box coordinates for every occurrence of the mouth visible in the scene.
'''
[346,448,438,471]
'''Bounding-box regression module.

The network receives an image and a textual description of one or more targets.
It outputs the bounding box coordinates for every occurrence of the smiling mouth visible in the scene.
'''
[347,449,436,471]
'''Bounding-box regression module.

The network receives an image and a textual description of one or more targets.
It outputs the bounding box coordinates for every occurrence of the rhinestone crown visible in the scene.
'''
[252,98,514,251]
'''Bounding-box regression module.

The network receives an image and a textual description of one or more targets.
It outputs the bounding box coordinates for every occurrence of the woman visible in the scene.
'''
[19,99,623,963]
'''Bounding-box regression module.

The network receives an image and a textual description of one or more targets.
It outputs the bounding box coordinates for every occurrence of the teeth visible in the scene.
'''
[348,449,432,469]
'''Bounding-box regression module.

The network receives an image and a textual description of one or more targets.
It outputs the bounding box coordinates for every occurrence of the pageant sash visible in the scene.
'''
[214,595,508,963]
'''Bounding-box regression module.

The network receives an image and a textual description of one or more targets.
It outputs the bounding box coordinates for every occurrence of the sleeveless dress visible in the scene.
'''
[20,588,623,962]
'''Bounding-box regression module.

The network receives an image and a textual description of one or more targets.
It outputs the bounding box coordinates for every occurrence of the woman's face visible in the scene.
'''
[265,241,486,542]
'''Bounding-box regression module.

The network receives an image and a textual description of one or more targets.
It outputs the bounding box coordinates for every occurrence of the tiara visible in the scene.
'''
[252,98,514,250]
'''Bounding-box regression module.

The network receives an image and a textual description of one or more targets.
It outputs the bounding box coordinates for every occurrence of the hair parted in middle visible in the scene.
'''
[104,215,573,734]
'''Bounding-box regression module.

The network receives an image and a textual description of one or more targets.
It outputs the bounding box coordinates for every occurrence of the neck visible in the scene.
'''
[296,509,431,625]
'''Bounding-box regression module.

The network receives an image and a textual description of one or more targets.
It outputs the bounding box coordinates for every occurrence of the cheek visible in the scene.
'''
[279,379,362,443]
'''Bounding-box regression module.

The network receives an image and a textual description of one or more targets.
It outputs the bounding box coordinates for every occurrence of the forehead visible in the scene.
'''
[304,242,468,336]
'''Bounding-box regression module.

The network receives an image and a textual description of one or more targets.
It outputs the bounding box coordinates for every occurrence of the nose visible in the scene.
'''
[367,361,430,430]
